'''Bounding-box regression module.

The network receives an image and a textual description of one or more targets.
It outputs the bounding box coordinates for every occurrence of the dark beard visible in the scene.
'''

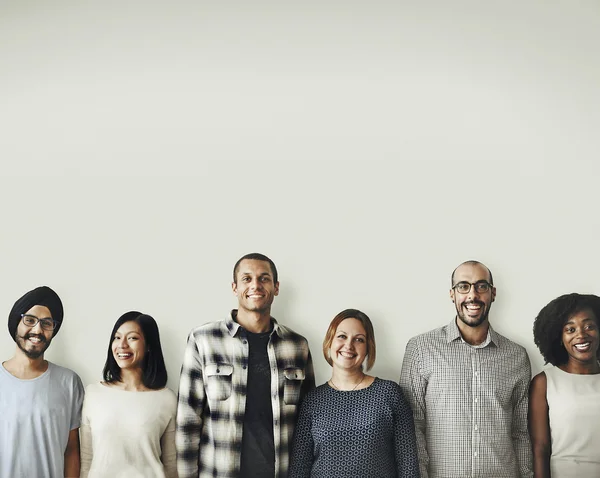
[456,301,490,328]
[16,333,51,359]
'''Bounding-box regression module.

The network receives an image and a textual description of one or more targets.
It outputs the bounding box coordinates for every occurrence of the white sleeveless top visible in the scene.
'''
[546,366,600,477]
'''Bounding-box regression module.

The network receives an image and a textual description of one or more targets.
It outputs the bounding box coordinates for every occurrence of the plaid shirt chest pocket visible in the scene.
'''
[283,367,305,405]
[205,363,234,401]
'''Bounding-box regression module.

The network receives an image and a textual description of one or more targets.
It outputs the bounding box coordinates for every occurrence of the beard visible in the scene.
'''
[16,332,51,359]
[456,300,491,328]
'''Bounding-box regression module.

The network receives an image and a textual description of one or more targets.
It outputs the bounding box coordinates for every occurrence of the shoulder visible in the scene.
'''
[189,320,227,334]
[492,331,530,358]
[158,387,178,407]
[274,321,309,344]
[188,320,229,341]
[531,370,547,388]
[371,379,408,401]
[372,377,398,391]
[301,383,332,404]
[406,325,446,349]
[48,362,83,387]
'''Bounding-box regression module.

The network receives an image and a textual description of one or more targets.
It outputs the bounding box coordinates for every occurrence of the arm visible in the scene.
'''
[288,395,314,478]
[161,417,178,478]
[512,352,534,478]
[79,422,93,478]
[528,372,551,478]
[399,338,429,478]
[64,428,80,478]
[394,386,421,478]
[176,331,206,478]
[300,348,316,401]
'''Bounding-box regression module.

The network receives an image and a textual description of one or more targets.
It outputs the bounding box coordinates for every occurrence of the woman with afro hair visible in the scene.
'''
[529,293,600,478]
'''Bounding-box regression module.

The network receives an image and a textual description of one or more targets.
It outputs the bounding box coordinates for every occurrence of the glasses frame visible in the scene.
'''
[20,313,57,331]
[452,280,493,294]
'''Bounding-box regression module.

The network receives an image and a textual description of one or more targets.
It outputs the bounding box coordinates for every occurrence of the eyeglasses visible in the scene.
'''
[21,314,57,331]
[452,281,493,294]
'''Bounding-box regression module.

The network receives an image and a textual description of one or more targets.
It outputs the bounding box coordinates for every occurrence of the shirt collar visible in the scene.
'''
[226,310,284,338]
[445,317,499,347]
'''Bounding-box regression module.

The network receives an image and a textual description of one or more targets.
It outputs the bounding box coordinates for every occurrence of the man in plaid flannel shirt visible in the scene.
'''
[176,253,315,478]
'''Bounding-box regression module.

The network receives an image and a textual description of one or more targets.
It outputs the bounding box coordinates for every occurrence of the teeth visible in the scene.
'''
[575,343,590,350]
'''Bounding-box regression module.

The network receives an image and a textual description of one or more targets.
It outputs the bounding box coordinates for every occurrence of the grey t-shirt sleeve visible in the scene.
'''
[70,372,85,430]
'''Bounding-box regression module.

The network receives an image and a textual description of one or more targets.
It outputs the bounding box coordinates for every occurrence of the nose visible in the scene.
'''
[30,321,44,334]
[467,286,479,300]
[118,337,129,348]
[250,278,263,289]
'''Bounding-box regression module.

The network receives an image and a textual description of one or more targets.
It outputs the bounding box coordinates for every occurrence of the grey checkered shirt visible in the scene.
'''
[176,312,315,478]
[399,319,533,478]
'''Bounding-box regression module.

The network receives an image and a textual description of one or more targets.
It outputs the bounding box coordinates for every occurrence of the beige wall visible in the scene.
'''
[1,1,599,390]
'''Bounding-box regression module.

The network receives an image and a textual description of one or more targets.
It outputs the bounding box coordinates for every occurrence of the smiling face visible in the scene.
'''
[562,308,600,366]
[450,263,496,328]
[329,318,368,372]
[112,321,147,371]
[15,305,54,359]
[232,259,279,314]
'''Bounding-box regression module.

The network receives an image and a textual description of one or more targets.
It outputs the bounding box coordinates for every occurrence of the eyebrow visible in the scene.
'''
[564,317,596,325]
[337,330,366,337]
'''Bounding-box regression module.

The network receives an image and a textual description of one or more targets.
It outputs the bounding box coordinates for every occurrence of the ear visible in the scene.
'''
[231,281,238,296]
[274,281,280,296]
[449,289,455,303]
[491,286,497,303]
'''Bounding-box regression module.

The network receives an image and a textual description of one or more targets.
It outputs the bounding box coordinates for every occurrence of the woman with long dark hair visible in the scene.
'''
[80,311,177,478]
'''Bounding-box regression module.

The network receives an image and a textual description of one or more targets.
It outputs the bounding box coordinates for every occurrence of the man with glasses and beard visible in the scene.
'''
[400,260,533,478]
[0,286,84,478]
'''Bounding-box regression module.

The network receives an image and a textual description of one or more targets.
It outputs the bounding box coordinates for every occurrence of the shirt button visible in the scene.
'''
[474,398,479,403]
[216,369,220,373]
[242,365,247,369]
[474,371,479,377]
[243,340,247,345]
[474,452,478,457]
[474,425,478,431]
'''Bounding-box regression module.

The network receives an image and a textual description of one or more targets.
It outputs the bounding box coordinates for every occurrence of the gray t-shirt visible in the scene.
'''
[0,361,84,478]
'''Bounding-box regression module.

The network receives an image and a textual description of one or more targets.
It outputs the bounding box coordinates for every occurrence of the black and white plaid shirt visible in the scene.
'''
[399,319,533,478]
[176,311,315,478]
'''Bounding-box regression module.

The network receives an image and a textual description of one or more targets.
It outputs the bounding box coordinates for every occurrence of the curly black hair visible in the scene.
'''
[533,293,600,366]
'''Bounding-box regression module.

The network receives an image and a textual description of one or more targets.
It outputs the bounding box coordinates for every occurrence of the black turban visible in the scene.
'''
[8,286,64,341]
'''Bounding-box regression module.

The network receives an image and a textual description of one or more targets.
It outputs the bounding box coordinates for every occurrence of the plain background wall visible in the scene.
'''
[1,1,599,392]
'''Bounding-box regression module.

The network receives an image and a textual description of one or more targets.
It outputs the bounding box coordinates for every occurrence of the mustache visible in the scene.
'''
[463,300,485,306]
[23,333,47,343]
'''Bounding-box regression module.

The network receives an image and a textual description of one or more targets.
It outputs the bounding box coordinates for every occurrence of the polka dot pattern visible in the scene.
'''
[289,378,420,477]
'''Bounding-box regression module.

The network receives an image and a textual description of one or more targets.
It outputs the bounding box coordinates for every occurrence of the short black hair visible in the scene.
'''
[232,253,278,284]
[451,260,494,286]
[533,293,600,366]
[103,311,168,389]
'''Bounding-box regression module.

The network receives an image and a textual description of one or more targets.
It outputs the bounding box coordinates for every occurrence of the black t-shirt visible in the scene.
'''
[239,327,275,478]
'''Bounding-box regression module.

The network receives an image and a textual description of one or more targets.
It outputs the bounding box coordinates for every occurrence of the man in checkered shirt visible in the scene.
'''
[400,260,533,478]
[176,253,315,478]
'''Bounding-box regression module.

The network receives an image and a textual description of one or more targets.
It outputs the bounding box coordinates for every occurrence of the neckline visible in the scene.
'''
[1,360,52,381]
[99,381,165,393]
[328,376,378,392]
[555,365,600,377]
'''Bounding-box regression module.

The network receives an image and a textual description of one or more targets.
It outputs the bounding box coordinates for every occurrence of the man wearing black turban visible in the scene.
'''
[0,286,84,478]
